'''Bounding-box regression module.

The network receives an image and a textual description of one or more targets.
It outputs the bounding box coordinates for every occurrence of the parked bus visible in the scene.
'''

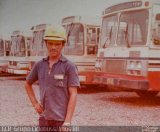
[62,16,100,86]
[0,37,11,73]
[7,30,32,75]
[93,0,160,97]
[28,24,48,70]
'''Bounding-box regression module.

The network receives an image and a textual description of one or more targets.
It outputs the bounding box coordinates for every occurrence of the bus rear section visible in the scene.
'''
[7,30,32,75]
[94,0,160,97]
[62,16,100,87]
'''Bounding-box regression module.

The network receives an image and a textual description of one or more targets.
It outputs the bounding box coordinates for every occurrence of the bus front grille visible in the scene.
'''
[104,59,127,74]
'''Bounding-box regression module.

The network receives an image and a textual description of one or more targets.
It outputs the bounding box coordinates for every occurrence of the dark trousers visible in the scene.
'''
[39,116,64,132]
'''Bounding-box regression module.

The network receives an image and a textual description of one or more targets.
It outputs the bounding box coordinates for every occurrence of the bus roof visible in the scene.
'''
[31,24,51,32]
[103,0,160,16]
[61,16,101,26]
[11,30,32,37]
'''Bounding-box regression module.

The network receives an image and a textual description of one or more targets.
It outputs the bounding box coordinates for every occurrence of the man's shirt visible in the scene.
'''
[26,55,80,121]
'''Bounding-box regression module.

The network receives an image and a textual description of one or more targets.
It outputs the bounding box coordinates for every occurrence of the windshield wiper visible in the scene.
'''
[103,27,112,48]
[66,23,74,45]
[124,24,131,48]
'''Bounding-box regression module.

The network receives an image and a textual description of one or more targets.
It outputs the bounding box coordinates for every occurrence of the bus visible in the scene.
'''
[0,37,11,73]
[62,16,100,86]
[28,24,48,70]
[7,30,32,75]
[93,0,160,97]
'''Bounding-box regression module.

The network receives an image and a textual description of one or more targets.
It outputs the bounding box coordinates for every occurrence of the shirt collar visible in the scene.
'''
[43,54,67,62]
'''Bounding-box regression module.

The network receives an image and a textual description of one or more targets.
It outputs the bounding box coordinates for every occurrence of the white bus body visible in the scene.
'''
[62,16,100,86]
[7,30,32,75]
[93,0,160,97]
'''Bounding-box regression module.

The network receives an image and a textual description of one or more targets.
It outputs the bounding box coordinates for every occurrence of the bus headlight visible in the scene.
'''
[136,61,142,69]
[95,60,102,71]
[17,62,29,69]
[130,61,136,69]
[127,61,142,76]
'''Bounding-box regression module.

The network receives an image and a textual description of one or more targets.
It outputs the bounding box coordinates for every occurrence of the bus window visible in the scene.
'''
[16,36,25,56]
[101,14,118,48]
[153,5,160,45]
[26,37,32,56]
[97,28,100,45]
[0,39,4,56]
[32,31,38,50]
[32,30,46,56]
[117,10,149,46]
[11,36,17,56]
[87,28,96,44]
[64,24,84,55]
[37,30,46,56]
[5,41,11,56]
[87,28,98,55]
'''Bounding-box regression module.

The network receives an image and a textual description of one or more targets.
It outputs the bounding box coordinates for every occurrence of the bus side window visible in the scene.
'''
[153,14,160,45]
[87,28,97,55]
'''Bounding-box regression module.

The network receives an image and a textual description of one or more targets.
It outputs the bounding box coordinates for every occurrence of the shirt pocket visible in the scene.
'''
[54,76,67,88]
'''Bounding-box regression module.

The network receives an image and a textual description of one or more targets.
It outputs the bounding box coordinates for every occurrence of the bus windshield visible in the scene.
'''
[32,30,46,56]
[117,9,149,46]
[101,14,118,48]
[11,36,25,57]
[0,39,4,56]
[64,23,84,55]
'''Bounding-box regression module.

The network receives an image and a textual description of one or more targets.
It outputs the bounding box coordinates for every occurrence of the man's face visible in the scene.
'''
[46,40,64,58]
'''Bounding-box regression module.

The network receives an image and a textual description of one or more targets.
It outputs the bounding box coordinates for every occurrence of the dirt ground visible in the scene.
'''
[1,77,160,127]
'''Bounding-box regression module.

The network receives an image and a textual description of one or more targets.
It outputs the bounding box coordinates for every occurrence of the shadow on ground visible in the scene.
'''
[101,92,160,107]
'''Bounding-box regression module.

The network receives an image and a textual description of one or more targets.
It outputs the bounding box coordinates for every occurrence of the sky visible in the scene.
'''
[0,0,128,38]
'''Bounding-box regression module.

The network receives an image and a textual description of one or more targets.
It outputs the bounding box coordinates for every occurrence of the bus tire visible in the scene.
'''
[136,91,159,98]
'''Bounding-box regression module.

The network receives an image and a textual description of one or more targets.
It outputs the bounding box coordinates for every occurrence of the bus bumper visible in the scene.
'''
[93,76,149,90]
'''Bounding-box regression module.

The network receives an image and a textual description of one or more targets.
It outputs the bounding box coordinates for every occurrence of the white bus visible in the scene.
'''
[0,38,11,73]
[62,16,100,86]
[94,0,160,97]
[7,30,32,75]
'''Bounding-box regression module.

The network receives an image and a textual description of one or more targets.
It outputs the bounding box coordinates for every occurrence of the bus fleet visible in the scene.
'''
[0,0,160,97]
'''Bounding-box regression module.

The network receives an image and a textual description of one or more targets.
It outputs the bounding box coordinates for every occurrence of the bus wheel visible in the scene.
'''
[136,91,159,98]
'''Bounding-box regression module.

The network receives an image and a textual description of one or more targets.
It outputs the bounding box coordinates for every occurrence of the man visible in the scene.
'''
[25,25,80,129]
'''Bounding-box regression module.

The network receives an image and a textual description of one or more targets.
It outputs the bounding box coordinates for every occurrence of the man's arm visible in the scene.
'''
[63,87,77,125]
[25,81,43,114]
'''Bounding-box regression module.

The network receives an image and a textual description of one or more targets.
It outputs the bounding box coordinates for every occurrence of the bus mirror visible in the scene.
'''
[156,14,160,20]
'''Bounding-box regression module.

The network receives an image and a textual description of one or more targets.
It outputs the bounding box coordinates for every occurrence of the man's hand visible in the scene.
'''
[61,122,71,132]
[34,103,44,114]
[62,122,71,126]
